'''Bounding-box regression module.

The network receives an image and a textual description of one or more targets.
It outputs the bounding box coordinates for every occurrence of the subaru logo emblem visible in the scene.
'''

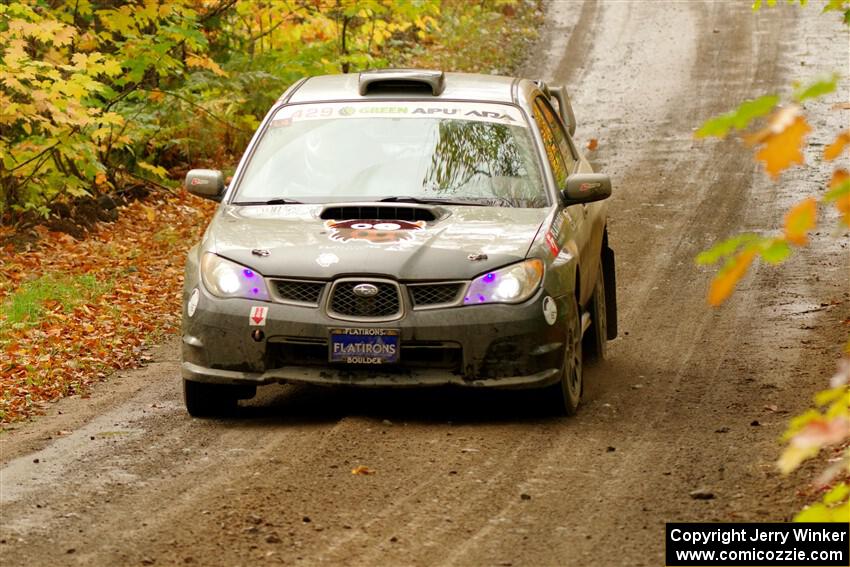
[353,283,379,298]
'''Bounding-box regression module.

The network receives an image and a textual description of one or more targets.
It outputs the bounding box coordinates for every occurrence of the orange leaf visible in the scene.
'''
[587,138,598,151]
[824,130,850,161]
[351,465,375,475]
[749,114,811,179]
[708,248,757,306]
[745,106,800,146]
[831,169,849,189]
[783,198,817,246]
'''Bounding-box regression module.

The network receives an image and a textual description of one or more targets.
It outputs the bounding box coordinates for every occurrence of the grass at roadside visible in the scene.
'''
[2,274,112,327]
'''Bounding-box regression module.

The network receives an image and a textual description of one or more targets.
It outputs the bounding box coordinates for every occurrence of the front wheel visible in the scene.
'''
[183,380,254,418]
[543,295,583,416]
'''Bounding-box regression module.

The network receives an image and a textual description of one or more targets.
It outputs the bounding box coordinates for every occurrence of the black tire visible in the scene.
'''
[183,379,253,418]
[544,294,583,416]
[584,265,608,363]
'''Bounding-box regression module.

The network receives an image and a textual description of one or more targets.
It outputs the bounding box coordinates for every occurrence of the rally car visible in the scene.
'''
[181,69,617,417]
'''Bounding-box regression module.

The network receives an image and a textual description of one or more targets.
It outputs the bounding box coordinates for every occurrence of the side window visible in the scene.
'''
[535,98,577,173]
[531,100,569,188]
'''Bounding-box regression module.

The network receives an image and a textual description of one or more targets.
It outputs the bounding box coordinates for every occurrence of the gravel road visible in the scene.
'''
[2,2,848,566]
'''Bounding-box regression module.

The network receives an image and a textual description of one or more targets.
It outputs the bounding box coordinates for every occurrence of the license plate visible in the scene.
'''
[329,328,400,365]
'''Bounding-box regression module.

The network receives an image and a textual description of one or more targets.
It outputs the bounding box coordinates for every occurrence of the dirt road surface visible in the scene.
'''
[2,2,848,566]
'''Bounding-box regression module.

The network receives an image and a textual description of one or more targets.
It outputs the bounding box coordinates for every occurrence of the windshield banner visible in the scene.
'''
[270,101,527,128]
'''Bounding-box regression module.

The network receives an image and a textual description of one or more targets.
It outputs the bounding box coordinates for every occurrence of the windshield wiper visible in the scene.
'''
[234,198,304,205]
[377,196,486,206]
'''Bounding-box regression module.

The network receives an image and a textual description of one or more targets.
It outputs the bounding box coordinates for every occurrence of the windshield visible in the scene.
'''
[232,101,547,208]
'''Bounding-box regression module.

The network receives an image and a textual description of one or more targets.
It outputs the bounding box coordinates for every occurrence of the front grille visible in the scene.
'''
[329,280,401,319]
[272,279,325,305]
[409,283,464,308]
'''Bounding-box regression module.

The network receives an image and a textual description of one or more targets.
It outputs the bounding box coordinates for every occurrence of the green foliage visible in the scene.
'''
[825,179,850,202]
[753,0,809,10]
[754,0,850,23]
[0,0,208,218]
[694,95,778,138]
[695,233,762,264]
[794,484,849,522]
[793,74,838,102]
[695,233,792,267]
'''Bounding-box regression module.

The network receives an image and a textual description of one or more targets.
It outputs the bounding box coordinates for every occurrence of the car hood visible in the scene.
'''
[205,204,549,281]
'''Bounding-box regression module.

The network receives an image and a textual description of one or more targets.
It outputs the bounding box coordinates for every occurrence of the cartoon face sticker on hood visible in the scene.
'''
[325,219,426,243]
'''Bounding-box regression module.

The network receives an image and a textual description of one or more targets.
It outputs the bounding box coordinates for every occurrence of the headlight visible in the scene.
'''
[200,253,270,300]
[464,259,544,305]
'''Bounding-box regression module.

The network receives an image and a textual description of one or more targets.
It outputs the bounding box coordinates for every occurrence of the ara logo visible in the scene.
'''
[411,108,515,121]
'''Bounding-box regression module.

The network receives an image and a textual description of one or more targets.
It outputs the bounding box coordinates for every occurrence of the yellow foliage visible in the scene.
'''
[824,130,850,160]
[783,198,817,246]
[185,53,227,77]
[745,107,811,178]
[708,248,757,306]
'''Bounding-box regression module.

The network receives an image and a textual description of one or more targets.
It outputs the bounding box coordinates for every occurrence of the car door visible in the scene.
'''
[532,96,597,306]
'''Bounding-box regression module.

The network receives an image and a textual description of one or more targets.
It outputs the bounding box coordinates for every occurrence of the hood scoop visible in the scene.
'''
[319,204,439,222]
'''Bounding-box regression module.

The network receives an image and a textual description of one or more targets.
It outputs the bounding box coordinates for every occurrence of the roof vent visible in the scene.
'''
[359,69,445,96]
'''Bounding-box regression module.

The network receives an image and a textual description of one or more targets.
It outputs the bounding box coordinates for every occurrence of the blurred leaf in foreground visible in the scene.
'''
[824,130,850,160]
[783,197,817,246]
[708,248,757,306]
[745,106,811,178]
[695,95,779,138]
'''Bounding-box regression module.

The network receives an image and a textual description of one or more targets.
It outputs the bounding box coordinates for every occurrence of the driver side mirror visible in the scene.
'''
[563,173,611,205]
[185,169,225,202]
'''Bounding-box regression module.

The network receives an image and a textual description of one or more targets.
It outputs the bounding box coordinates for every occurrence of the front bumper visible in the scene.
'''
[181,285,568,389]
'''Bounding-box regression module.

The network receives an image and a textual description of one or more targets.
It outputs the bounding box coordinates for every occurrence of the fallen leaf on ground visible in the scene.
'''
[587,138,598,151]
[351,465,375,475]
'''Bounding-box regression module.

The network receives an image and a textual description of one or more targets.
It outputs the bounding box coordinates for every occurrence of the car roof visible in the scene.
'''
[285,70,524,105]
